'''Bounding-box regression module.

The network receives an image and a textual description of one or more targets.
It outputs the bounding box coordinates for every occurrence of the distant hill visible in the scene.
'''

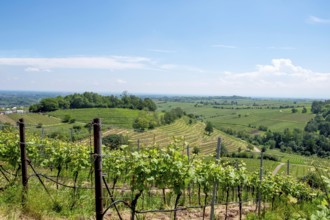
[0,90,68,108]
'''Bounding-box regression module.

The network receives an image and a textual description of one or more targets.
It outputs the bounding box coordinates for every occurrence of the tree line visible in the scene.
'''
[29,92,157,112]
[222,100,330,158]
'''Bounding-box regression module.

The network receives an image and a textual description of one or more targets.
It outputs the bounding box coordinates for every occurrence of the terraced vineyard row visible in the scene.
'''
[102,119,252,154]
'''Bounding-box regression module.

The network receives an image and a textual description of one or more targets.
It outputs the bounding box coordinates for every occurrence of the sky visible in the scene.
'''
[0,0,329,98]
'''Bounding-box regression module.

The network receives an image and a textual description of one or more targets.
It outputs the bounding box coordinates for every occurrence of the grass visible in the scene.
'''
[225,157,281,174]
[0,108,145,141]
[5,113,62,125]
[49,108,141,129]
[156,100,314,133]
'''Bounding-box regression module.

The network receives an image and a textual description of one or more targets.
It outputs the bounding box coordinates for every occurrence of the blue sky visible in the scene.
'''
[0,0,329,98]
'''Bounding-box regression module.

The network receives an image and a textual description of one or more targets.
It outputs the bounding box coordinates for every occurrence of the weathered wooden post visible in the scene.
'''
[93,118,103,220]
[210,137,222,220]
[187,145,192,204]
[287,160,290,175]
[258,148,264,217]
[19,118,28,206]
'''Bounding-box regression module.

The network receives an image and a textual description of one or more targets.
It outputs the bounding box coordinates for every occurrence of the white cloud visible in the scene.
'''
[147,49,176,53]
[25,67,51,72]
[212,44,237,49]
[307,16,330,24]
[0,56,152,70]
[25,67,41,72]
[116,79,127,84]
[217,59,330,98]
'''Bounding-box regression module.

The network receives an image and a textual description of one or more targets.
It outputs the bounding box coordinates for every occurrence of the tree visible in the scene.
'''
[103,134,128,150]
[133,116,149,131]
[205,121,214,135]
[143,98,157,111]
[302,107,307,113]
[291,108,298,113]
[40,98,59,112]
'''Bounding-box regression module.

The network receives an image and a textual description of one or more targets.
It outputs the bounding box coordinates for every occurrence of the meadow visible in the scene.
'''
[156,99,314,133]
[48,108,141,129]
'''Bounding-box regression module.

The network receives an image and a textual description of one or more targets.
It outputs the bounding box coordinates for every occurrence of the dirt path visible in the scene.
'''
[272,163,285,175]
[254,146,260,153]
[105,204,257,220]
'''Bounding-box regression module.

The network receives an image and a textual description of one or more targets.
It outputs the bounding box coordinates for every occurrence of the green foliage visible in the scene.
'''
[230,152,254,159]
[192,146,200,154]
[311,100,330,114]
[133,111,160,131]
[29,92,157,112]
[258,125,268,131]
[258,153,280,161]
[0,129,324,219]
[162,107,185,124]
[302,107,307,113]
[205,121,214,135]
[292,108,298,113]
[300,172,324,189]
[103,134,128,150]
[62,115,71,123]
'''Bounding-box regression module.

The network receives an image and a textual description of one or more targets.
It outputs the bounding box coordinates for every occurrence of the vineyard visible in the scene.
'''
[156,100,314,133]
[101,119,249,154]
[0,118,324,219]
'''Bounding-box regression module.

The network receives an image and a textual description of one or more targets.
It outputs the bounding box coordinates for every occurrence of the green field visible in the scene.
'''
[156,100,314,133]
[226,157,281,173]
[4,113,62,125]
[48,108,141,129]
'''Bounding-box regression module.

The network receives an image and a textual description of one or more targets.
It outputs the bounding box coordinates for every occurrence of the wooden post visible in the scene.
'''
[93,118,103,220]
[137,139,140,151]
[210,137,222,220]
[19,118,28,206]
[287,160,290,175]
[41,127,44,140]
[258,150,264,217]
[70,128,74,142]
[187,145,191,204]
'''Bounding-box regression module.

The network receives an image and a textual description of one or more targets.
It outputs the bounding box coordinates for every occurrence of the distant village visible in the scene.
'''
[0,107,28,115]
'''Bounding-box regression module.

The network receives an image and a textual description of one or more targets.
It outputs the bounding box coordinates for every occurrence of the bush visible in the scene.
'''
[230,152,254,159]
[72,125,82,130]
[299,172,324,189]
[62,115,71,123]
[258,153,280,161]
[103,134,128,150]
[192,146,200,155]
[258,125,268,131]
